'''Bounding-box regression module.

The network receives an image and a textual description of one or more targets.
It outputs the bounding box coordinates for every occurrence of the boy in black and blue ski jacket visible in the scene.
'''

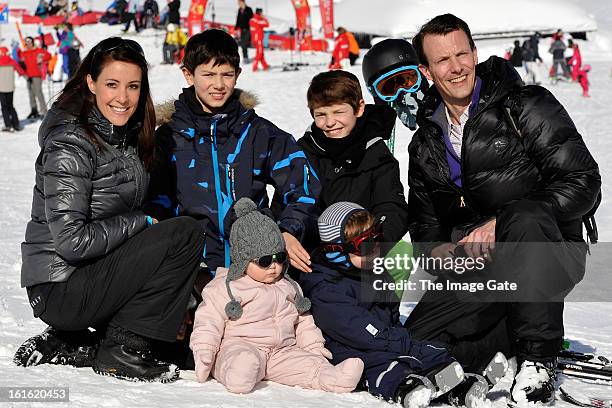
[146,29,320,284]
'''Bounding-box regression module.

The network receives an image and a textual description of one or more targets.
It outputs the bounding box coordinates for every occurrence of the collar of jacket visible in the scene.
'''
[40,103,141,147]
[302,104,396,169]
[157,87,259,141]
[417,55,524,125]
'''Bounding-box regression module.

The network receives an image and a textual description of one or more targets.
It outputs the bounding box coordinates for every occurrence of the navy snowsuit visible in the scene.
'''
[147,88,321,274]
[300,256,454,400]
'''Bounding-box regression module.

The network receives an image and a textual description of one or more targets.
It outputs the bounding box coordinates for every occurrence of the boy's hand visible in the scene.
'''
[282,232,312,273]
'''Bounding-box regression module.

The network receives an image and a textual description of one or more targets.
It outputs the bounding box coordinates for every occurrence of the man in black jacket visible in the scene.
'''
[403,14,600,403]
[235,0,253,63]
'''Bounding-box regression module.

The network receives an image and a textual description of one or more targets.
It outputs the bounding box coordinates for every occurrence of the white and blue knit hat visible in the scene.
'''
[318,202,366,243]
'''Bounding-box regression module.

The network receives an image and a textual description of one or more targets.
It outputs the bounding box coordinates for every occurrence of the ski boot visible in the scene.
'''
[397,361,465,408]
[447,373,489,408]
[511,358,556,405]
[13,326,99,367]
[92,325,179,383]
[482,351,509,386]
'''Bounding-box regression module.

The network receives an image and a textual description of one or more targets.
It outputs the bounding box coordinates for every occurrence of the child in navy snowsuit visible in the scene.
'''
[300,202,492,407]
[147,29,320,291]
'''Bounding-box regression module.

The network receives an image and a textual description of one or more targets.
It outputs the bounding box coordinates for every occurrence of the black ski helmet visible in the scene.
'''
[362,38,420,87]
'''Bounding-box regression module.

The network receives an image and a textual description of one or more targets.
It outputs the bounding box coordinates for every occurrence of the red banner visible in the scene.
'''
[187,0,208,36]
[292,0,312,47]
[318,0,334,39]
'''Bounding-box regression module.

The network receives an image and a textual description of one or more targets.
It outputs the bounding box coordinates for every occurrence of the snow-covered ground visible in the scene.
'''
[1,2,612,407]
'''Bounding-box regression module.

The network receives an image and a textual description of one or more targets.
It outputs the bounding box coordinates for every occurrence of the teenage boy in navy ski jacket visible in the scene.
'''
[147,29,320,291]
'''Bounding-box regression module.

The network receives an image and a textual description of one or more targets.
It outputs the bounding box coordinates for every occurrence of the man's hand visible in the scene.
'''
[430,242,457,260]
[282,232,312,273]
[458,218,496,260]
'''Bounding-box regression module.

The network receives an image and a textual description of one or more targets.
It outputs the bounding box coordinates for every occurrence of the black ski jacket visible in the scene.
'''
[21,105,149,287]
[407,56,600,254]
[298,104,410,243]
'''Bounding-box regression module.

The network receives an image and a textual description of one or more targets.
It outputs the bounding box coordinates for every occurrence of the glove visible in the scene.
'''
[304,343,333,359]
[194,349,215,382]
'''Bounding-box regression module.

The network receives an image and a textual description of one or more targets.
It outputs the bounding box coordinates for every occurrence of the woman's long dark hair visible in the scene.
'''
[55,37,156,170]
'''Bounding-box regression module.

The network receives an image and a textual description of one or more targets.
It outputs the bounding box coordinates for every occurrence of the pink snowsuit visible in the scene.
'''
[190,268,364,394]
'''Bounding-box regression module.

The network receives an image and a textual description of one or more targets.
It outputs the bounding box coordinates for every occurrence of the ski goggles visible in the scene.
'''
[370,65,422,102]
[321,218,385,256]
[252,251,289,268]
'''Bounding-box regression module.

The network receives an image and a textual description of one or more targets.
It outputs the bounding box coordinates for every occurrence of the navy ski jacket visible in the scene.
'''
[146,88,321,273]
[300,257,450,371]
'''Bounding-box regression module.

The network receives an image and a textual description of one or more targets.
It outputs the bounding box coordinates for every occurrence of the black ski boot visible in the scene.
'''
[27,109,39,120]
[13,326,99,367]
[396,362,465,408]
[447,374,489,408]
[92,325,179,383]
[511,358,556,405]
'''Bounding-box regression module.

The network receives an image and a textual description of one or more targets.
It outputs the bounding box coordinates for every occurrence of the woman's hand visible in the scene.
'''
[282,232,312,273]
[458,218,496,260]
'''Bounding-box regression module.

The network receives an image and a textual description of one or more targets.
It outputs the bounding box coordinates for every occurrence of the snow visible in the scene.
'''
[1,1,612,407]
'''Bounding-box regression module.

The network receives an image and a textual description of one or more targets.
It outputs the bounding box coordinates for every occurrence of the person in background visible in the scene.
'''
[549,32,571,79]
[166,0,180,26]
[122,0,142,33]
[235,0,253,64]
[35,0,50,17]
[510,39,523,68]
[577,64,591,97]
[337,27,359,65]
[329,27,349,69]
[249,7,269,71]
[528,32,543,63]
[19,36,52,120]
[521,38,540,85]
[162,23,187,64]
[567,39,582,82]
[0,46,25,132]
[70,1,84,17]
[140,0,159,29]
[67,39,81,78]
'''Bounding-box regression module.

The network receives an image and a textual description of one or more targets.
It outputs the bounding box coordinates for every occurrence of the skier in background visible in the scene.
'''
[162,23,187,64]
[336,27,359,65]
[249,7,269,71]
[549,31,571,79]
[521,38,540,85]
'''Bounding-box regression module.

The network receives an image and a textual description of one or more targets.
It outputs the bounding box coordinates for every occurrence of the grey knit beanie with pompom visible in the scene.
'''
[224,197,311,320]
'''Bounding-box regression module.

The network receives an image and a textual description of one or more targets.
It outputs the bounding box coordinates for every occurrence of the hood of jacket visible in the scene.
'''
[417,56,523,125]
[155,88,259,127]
[299,103,396,170]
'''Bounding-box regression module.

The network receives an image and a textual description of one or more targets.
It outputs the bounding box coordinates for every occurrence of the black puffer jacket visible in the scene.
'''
[21,105,149,287]
[298,104,410,243]
[407,56,600,250]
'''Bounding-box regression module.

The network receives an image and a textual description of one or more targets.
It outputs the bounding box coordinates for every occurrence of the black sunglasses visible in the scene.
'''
[90,37,145,69]
[252,252,288,268]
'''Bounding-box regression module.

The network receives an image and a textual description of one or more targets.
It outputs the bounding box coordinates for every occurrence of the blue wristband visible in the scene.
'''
[146,215,154,226]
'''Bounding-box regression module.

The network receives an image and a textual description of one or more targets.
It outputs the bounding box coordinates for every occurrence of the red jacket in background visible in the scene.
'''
[0,55,26,75]
[18,48,52,78]
[330,32,349,68]
[249,13,269,44]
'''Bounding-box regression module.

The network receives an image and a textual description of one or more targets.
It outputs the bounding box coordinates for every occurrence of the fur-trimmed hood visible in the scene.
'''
[155,88,259,127]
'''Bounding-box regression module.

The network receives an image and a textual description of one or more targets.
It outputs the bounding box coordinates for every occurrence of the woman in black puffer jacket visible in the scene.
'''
[14,37,205,383]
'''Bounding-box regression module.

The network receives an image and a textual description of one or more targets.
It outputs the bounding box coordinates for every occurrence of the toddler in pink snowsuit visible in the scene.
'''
[190,198,364,394]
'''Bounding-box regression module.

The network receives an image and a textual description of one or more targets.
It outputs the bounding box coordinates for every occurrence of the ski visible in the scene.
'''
[560,387,612,408]
[557,366,612,384]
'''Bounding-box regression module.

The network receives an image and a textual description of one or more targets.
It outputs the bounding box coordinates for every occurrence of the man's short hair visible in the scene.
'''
[412,13,475,66]
[307,70,363,113]
[182,29,240,73]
